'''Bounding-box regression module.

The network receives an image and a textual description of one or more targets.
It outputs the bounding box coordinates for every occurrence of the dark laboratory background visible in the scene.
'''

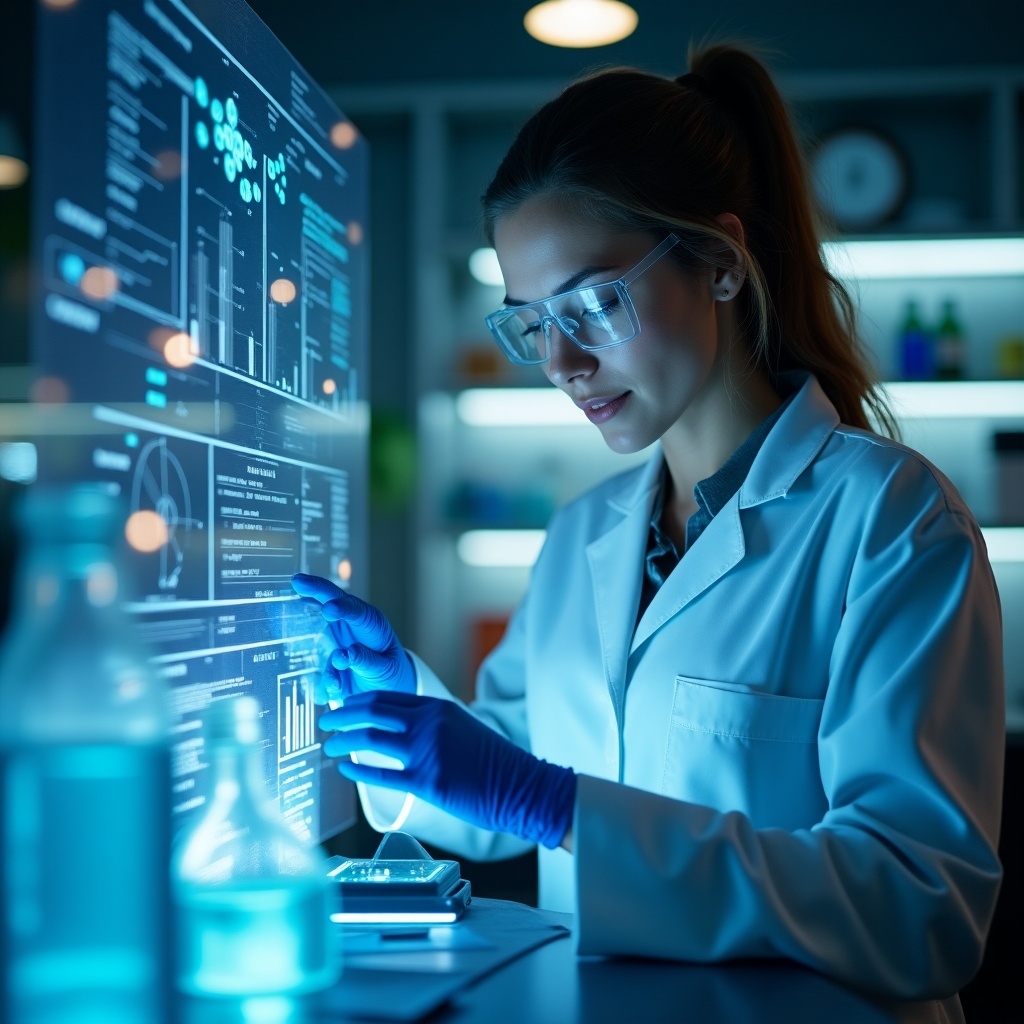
[0,2,1022,1019]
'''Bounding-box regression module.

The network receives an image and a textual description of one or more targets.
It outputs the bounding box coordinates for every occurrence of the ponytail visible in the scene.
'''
[482,43,898,438]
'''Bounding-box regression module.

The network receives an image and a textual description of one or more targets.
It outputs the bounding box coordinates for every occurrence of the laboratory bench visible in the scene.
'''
[180,899,990,1024]
[307,735,1023,1024]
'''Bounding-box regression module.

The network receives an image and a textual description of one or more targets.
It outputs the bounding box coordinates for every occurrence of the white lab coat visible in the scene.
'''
[362,373,1004,1005]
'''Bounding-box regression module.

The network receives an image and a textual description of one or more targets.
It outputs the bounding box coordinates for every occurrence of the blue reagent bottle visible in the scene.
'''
[0,485,173,1024]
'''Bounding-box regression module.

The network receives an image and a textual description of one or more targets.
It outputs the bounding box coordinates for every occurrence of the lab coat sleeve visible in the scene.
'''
[357,601,536,862]
[575,468,1004,999]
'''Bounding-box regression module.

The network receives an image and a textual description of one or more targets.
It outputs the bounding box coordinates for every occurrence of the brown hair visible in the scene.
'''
[482,42,897,437]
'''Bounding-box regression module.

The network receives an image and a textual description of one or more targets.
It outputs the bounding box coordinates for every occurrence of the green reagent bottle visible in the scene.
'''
[935,299,967,381]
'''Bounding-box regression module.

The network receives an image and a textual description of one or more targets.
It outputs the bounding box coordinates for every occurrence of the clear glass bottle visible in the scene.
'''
[0,484,172,1024]
[173,695,337,997]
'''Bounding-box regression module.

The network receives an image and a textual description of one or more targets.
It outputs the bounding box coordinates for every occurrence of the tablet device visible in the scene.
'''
[328,858,471,924]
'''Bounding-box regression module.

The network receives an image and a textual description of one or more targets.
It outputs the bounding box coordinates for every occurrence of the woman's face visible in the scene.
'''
[492,196,724,455]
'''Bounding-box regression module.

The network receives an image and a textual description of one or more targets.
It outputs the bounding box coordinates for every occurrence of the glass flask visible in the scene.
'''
[0,484,173,1024]
[173,695,337,997]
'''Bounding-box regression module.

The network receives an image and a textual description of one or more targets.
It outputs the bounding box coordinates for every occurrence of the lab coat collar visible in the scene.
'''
[605,442,664,516]
[616,372,839,655]
[601,371,839,520]
[587,453,662,728]
[738,372,839,508]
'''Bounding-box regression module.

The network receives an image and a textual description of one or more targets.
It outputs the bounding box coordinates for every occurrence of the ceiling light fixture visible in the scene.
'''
[524,0,638,48]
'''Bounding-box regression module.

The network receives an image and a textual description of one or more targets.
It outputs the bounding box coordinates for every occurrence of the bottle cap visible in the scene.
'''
[204,695,263,746]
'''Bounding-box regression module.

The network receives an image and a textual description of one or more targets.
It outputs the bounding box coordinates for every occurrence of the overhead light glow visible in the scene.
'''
[125,510,169,554]
[456,381,1024,428]
[163,331,196,369]
[468,247,504,287]
[0,156,28,189]
[524,0,638,48]
[330,121,358,150]
[981,528,1024,564]
[80,265,119,301]
[457,529,546,568]
[823,237,1024,280]
[883,381,1024,418]
[330,911,458,924]
[0,442,37,484]
[0,115,28,187]
[30,376,69,404]
[456,526,1024,568]
[457,388,584,426]
[270,277,297,303]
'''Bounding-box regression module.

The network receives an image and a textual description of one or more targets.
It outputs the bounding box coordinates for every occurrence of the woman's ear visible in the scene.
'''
[712,213,747,301]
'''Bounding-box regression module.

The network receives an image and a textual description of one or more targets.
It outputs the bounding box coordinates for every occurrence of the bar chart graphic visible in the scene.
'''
[278,670,318,760]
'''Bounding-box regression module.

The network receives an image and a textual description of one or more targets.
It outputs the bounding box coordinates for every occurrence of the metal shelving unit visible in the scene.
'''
[332,68,1024,707]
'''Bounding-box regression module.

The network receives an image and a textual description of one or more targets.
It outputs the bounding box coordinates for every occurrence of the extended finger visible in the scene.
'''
[323,727,409,763]
[316,660,358,705]
[315,661,338,705]
[291,573,345,604]
[320,593,393,647]
[331,644,406,688]
[325,616,355,653]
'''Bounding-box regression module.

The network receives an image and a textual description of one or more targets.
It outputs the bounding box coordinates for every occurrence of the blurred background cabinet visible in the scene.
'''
[334,67,1024,721]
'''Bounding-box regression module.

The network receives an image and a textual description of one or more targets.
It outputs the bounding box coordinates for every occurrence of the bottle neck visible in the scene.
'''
[208,741,275,820]
[17,540,120,619]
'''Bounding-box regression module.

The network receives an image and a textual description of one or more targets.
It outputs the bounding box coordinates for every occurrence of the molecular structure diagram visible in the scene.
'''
[267,152,287,205]
[192,77,263,207]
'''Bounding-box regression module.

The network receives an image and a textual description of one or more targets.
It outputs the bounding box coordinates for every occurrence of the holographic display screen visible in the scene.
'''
[32,0,368,843]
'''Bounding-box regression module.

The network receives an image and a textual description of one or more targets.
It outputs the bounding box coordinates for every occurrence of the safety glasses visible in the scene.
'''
[484,235,680,365]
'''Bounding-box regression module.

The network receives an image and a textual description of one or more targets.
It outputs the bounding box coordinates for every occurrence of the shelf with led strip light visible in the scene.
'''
[371,68,1024,712]
[438,234,1024,589]
[453,380,1024,427]
[443,384,1024,572]
[453,526,1024,568]
[442,233,1024,570]
[457,234,1024,391]
[463,234,1024,287]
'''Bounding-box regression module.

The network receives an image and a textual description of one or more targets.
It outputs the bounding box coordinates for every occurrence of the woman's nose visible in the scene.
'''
[544,325,596,388]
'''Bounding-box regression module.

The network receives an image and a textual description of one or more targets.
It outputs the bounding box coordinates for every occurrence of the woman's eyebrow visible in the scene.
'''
[503,264,617,307]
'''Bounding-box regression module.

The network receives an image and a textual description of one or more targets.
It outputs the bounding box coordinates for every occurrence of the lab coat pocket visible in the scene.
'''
[662,676,827,830]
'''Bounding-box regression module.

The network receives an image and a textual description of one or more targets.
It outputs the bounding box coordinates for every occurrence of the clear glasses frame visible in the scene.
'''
[484,234,681,365]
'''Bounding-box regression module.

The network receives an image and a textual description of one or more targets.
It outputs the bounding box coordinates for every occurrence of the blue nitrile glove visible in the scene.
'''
[291,573,416,704]
[320,690,576,850]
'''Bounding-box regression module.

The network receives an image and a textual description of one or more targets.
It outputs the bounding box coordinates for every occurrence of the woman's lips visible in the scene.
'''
[582,392,630,424]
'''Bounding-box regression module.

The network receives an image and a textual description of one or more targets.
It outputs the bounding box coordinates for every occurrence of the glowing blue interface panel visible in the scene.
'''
[33,0,367,842]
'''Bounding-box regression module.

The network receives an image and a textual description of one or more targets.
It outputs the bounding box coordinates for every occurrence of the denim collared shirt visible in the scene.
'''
[636,395,793,626]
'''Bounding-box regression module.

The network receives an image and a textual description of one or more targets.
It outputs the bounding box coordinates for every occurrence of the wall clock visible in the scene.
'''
[810,127,909,232]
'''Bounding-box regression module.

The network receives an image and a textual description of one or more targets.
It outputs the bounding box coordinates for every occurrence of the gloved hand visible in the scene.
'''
[320,690,576,850]
[291,573,416,704]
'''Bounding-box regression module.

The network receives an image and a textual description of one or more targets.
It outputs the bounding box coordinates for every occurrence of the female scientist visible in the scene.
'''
[293,44,1004,1004]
